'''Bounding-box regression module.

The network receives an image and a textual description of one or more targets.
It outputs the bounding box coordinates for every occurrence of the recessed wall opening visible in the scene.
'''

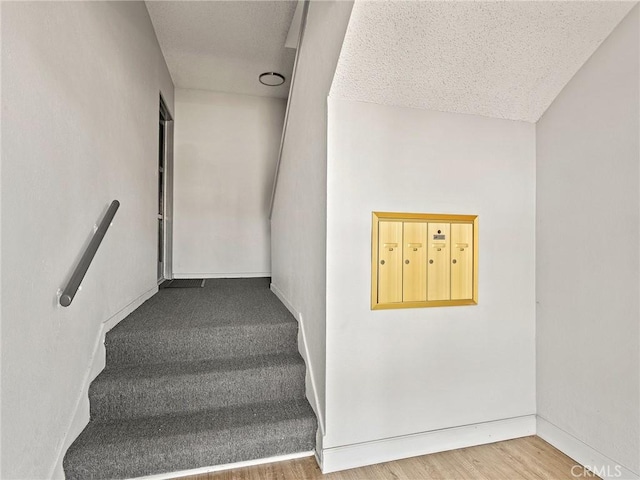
[371,211,479,309]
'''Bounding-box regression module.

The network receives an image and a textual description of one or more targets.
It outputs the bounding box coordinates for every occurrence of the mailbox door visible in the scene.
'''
[451,223,474,300]
[378,221,403,303]
[402,222,427,302]
[427,222,451,301]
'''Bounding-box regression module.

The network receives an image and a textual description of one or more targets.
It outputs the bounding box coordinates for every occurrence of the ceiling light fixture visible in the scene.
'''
[259,72,285,87]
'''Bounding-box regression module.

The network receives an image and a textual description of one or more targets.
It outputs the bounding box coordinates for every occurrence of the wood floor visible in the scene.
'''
[178,436,592,480]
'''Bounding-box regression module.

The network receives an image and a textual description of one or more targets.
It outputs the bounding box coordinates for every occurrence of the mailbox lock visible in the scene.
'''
[405,259,410,264]
[380,260,385,265]
[452,259,457,264]
[429,259,434,264]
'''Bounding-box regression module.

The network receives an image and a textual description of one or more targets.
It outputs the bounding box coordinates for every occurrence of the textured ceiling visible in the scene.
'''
[146,1,297,98]
[330,1,635,122]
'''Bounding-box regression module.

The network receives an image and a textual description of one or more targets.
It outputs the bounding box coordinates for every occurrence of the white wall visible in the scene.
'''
[536,5,640,477]
[324,98,536,466]
[173,89,285,278]
[270,0,354,441]
[1,3,173,478]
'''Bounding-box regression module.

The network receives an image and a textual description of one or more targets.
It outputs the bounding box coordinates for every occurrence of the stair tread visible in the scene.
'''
[105,320,299,367]
[73,398,315,444]
[65,399,317,479]
[109,278,295,337]
[109,318,296,338]
[109,314,297,337]
[96,353,305,382]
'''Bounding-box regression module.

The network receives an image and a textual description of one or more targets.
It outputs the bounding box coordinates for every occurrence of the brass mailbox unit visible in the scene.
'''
[371,212,478,310]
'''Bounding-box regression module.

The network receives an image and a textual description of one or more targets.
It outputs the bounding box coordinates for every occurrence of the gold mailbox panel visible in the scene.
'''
[371,212,478,310]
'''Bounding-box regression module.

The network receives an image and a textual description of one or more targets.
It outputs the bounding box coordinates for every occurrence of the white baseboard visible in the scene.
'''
[321,415,536,473]
[270,283,325,436]
[315,430,324,469]
[173,272,270,279]
[537,416,639,480]
[270,282,297,317]
[133,451,315,480]
[50,286,158,479]
[297,313,325,436]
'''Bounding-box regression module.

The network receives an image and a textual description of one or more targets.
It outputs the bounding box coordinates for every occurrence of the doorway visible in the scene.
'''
[158,95,173,283]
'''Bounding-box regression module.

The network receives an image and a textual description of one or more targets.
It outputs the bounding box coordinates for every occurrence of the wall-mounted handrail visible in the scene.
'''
[268,0,310,219]
[59,200,120,307]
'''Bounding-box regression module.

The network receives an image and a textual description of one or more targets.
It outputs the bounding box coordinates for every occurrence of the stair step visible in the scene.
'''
[107,278,295,336]
[90,354,306,420]
[64,279,318,479]
[64,398,317,480]
[106,321,299,366]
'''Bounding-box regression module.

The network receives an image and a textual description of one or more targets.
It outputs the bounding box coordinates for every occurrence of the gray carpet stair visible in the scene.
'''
[63,278,317,479]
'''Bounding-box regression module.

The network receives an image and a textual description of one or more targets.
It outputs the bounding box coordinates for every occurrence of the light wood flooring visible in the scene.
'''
[177,436,593,480]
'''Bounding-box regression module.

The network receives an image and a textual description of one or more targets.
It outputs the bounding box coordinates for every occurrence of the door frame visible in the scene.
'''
[159,93,174,283]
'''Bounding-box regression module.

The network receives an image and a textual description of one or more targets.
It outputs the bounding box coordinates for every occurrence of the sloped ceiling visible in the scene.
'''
[330,1,635,122]
[146,1,297,98]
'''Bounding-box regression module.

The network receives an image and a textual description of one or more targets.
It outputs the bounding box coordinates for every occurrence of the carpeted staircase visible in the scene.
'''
[64,278,317,479]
